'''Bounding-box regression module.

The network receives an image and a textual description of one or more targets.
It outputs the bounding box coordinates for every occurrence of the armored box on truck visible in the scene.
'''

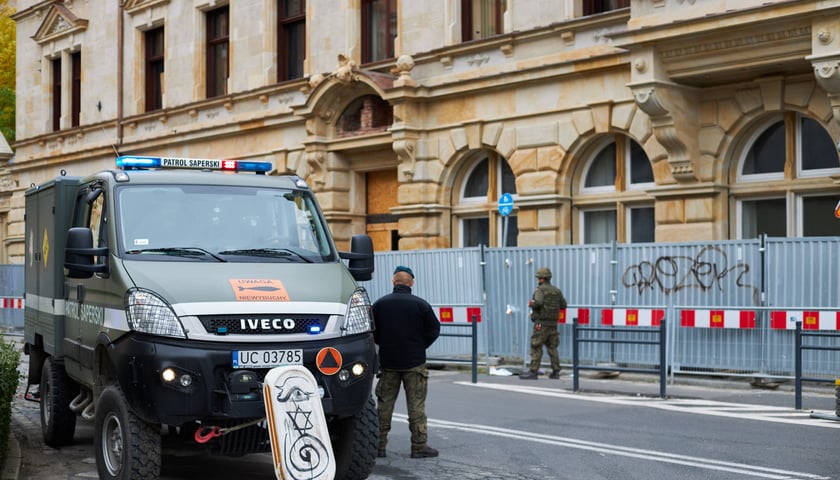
[23,156,378,480]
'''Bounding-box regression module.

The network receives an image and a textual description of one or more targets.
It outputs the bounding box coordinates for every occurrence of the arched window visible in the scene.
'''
[577,135,655,244]
[734,113,840,238]
[335,95,393,137]
[454,150,517,247]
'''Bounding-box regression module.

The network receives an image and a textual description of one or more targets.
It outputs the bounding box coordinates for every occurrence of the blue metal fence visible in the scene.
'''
[360,236,840,380]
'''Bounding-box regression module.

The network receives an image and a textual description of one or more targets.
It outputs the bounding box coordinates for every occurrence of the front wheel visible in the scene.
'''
[94,385,161,480]
[331,395,378,480]
[40,356,78,447]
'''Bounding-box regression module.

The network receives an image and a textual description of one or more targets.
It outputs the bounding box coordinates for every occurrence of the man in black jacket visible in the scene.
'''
[372,265,441,459]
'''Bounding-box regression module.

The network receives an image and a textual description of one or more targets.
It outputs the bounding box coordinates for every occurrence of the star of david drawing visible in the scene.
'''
[286,404,314,434]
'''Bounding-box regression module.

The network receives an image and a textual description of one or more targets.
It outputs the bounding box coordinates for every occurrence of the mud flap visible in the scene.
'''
[263,366,336,480]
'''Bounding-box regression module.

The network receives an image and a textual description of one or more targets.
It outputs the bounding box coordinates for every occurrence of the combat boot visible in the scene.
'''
[549,370,561,379]
[411,446,439,458]
[519,370,538,380]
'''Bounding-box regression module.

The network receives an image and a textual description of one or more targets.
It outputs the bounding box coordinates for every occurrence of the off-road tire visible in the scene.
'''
[94,385,161,480]
[40,356,79,447]
[331,395,378,480]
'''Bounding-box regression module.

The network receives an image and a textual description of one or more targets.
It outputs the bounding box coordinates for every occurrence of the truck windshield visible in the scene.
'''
[116,184,336,263]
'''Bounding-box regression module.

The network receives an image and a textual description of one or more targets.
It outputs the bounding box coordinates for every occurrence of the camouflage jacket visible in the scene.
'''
[531,282,567,325]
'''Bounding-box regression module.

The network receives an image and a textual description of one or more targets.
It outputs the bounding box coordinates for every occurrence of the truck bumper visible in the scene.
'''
[108,333,376,426]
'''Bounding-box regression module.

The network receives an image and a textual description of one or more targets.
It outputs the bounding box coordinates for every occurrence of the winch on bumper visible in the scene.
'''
[108,332,377,426]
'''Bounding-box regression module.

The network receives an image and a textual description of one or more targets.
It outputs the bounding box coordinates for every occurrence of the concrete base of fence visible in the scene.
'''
[809,412,840,422]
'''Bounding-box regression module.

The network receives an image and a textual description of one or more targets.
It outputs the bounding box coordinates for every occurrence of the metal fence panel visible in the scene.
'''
[0,264,24,331]
[615,240,763,308]
[360,237,840,379]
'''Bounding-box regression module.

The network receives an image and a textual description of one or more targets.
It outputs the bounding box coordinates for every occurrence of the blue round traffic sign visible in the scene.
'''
[498,193,514,216]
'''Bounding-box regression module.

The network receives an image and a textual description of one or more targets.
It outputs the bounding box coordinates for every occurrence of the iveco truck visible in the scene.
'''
[23,156,378,480]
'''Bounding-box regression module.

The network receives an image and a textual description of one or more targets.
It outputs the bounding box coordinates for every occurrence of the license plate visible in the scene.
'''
[232,349,303,369]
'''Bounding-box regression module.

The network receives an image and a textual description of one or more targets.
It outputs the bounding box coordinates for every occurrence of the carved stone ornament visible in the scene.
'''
[810,58,840,125]
[633,87,669,117]
[306,151,326,188]
[395,55,415,81]
[123,0,171,15]
[32,4,89,45]
[392,139,416,180]
[333,54,359,85]
[812,59,840,94]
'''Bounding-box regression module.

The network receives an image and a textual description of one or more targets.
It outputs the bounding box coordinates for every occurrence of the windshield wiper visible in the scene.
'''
[125,247,226,262]
[217,248,313,263]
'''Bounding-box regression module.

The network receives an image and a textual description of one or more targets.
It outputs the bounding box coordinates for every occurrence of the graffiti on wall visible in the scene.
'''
[622,246,759,301]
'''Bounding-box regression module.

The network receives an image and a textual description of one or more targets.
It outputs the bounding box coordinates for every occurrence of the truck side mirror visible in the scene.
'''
[339,234,374,282]
[65,227,109,278]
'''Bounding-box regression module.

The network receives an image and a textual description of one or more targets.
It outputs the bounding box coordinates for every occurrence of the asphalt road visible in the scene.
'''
[9,365,839,480]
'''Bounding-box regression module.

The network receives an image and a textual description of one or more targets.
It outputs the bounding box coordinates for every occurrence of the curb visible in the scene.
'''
[1,432,20,480]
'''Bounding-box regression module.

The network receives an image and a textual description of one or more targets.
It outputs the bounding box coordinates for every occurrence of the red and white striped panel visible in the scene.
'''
[602,308,664,327]
[558,308,590,325]
[437,306,482,323]
[770,311,840,330]
[680,309,755,329]
[0,297,23,309]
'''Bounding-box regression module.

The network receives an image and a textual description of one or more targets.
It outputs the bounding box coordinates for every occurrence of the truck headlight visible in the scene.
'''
[341,287,373,336]
[125,288,186,339]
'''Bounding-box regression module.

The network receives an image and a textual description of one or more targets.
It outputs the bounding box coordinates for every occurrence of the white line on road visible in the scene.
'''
[393,413,831,480]
[456,382,840,429]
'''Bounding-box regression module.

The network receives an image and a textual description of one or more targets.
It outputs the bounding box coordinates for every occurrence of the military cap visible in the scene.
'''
[394,265,415,278]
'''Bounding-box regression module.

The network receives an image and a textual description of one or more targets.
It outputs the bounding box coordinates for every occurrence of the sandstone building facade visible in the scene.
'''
[6,0,840,263]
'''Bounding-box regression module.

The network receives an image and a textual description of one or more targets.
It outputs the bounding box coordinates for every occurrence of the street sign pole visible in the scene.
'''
[498,193,514,248]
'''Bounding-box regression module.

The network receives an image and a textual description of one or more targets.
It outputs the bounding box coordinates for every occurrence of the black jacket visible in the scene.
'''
[372,284,441,370]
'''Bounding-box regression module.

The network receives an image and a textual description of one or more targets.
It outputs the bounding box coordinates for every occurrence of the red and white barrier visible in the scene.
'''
[438,306,482,323]
[558,308,590,324]
[680,309,756,329]
[770,311,840,330]
[0,298,23,309]
[602,308,665,327]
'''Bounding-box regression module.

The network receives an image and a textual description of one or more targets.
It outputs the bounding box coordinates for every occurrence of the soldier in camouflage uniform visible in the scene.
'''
[372,266,441,459]
[520,267,567,380]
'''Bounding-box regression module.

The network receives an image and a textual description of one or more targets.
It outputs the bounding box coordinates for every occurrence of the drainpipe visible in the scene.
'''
[116,1,125,150]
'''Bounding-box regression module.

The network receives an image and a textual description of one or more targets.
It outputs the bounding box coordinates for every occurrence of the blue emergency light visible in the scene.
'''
[116,156,273,174]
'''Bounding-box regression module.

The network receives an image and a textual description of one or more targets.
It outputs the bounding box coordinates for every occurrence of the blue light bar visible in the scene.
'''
[116,156,273,174]
[308,325,322,335]
[117,156,161,168]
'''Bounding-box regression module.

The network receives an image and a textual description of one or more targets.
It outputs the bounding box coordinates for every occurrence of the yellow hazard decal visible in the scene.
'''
[42,229,50,269]
[228,279,290,302]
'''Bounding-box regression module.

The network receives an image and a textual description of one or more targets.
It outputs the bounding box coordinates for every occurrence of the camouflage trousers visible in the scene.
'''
[375,364,429,451]
[528,323,560,372]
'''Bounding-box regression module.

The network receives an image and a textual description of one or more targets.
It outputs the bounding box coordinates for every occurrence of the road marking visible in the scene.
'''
[456,382,840,429]
[393,413,831,480]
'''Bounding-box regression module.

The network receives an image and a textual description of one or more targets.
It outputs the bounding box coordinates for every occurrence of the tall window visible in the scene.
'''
[206,7,230,98]
[735,113,840,238]
[456,151,517,247]
[71,52,81,127]
[461,0,505,41]
[145,27,165,111]
[52,58,61,131]
[278,0,306,81]
[583,0,630,16]
[361,0,396,64]
[578,135,655,244]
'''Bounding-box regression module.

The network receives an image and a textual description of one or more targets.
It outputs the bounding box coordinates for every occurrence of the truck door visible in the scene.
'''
[63,182,109,385]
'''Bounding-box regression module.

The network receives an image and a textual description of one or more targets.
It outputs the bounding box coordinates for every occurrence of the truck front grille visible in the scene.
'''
[199,314,329,335]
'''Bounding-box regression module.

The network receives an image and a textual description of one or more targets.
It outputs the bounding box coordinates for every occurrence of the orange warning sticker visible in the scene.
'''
[228,279,290,302]
[316,347,342,376]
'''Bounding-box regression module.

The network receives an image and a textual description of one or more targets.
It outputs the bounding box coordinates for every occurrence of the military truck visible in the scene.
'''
[23,156,378,480]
